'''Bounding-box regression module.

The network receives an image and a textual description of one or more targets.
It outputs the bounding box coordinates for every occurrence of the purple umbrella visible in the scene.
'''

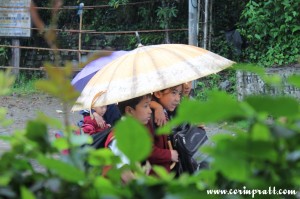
[71,50,128,92]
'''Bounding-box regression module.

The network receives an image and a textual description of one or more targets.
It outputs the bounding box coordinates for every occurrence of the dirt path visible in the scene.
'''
[0,93,81,152]
[0,93,81,133]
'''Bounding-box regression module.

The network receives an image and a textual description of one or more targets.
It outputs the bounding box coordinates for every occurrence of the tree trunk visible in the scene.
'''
[11,39,20,76]
[188,0,198,46]
[203,0,209,49]
[162,0,170,44]
[208,0,213,50]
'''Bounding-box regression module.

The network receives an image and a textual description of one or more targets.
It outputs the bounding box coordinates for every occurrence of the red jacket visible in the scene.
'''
[82,115,110,135]
[147,122,172,173]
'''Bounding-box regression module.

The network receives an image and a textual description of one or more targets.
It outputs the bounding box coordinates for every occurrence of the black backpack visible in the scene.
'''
[76,111,113,149]
[89,127,112,149]
[171,123,208,175]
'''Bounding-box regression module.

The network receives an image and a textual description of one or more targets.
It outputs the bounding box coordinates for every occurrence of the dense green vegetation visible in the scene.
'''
[239,0,300,67]
[2,0,299,69]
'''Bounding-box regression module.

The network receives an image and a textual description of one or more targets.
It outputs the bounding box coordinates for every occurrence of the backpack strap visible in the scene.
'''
[104,131,115,148]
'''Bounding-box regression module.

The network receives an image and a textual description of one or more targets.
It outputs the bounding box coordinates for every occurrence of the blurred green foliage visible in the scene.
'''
[0,62,300,198]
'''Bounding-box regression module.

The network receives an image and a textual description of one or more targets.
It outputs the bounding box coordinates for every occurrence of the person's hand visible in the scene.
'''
[121,170,136,184]
[150,101,167,126]
[154,107,167,126]
[137,161,152,175]
[170,150,179,162]
[93,112,106,128]
[198,124,205,130]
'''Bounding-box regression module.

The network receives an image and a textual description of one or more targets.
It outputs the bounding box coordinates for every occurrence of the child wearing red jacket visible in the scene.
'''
[82,105,111,135]
[148,84,182,173]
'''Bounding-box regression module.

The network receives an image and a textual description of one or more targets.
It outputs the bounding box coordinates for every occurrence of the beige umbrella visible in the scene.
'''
[72,44,234,111]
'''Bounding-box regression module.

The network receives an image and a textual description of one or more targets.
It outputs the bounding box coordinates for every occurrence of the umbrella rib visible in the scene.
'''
[163,45,204,79]
[145,45,168,90]
[130,48,139,98]
[103,53,131,104]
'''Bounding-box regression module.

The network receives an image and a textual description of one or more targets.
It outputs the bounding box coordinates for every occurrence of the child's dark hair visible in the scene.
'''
[118,94,152,115]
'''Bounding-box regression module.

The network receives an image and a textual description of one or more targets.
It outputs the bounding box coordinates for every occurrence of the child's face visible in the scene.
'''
[128,97,152,125]
[93,106,107,117]
[183,81,192,97]
[156,85,182,112]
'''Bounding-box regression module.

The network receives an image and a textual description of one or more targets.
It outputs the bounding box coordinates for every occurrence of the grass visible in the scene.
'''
[11,73,40,95]
[229,120,250,130]
[12,80,38,94]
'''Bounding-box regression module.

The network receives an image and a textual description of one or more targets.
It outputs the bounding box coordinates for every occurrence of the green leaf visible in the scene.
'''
[114,117,152,163]
[287,75,300,88]
[38,156,85,182]
[246,96,299,117]
[196,169,217,187]
[0,107,13,127]
[88,148,118,166]
[214,155,249,181]
[261,74,282,85]
[292,11,298,17]
[94,176,117,194]
[35,112,63,129]
[35,65,79,103]
[35,80,57,95]
[247,141,277,162]
[207,134,250,181]
[21,186,36,199]
[0,172,11,186]
[158,91,248,134]
[25,120,51,153]
[0,70,15,96]
[251,123,271,141]
[151,165,175,181]
[233,63,265,76]
[254,34,261,40]
[70,134,92,146]
[52,138,69,150]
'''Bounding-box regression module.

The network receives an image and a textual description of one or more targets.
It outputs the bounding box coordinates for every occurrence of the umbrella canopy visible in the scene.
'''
[71,50,128,91]
[72,44,235,111]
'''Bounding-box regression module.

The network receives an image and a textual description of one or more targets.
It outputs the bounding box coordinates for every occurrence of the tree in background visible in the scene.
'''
[238,0,300,67]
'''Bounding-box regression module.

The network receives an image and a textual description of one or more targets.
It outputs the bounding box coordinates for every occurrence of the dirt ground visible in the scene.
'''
[0,93,81,137]
[0,93,82,155]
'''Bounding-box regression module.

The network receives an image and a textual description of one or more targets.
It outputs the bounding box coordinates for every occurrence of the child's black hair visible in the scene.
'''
[118,94,152,115]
